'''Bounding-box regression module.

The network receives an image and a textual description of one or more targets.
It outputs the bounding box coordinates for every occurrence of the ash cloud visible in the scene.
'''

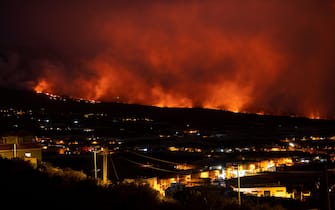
[1,0,335,118]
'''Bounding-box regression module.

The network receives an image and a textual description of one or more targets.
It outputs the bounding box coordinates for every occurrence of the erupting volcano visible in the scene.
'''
[1,0,335,119]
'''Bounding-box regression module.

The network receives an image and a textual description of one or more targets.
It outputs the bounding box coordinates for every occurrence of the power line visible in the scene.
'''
[128,151,179,165]
[120,156,179,173]
[109,155,119,182]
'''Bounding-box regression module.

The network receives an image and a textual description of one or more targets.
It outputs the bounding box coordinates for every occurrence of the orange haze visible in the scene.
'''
[1,0,335,119]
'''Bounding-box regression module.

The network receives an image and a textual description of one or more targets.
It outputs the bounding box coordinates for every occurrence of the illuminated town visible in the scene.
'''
[1,89,335,210]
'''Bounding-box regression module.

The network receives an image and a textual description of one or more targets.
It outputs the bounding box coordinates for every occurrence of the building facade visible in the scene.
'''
[0,135,42,168]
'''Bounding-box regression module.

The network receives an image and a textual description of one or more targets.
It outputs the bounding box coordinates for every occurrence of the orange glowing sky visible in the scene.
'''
[1,0,335,119]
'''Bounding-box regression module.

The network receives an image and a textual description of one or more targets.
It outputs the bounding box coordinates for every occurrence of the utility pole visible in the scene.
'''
[237,164,241,206]
[93,149,98,179]
[13,143,17,158]
[102,147,108,184]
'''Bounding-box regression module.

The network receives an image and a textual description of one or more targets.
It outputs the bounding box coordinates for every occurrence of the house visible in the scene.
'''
[0,135,42,168]
[232,184,294,198]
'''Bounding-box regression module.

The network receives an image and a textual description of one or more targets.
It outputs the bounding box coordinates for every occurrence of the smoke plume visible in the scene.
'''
[1,0,335,119]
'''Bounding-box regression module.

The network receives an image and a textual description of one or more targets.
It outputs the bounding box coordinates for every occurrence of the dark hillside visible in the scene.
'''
[1,87,335,139]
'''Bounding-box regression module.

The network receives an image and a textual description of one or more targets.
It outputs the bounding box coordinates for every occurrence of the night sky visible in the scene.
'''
[1,0,335,119]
